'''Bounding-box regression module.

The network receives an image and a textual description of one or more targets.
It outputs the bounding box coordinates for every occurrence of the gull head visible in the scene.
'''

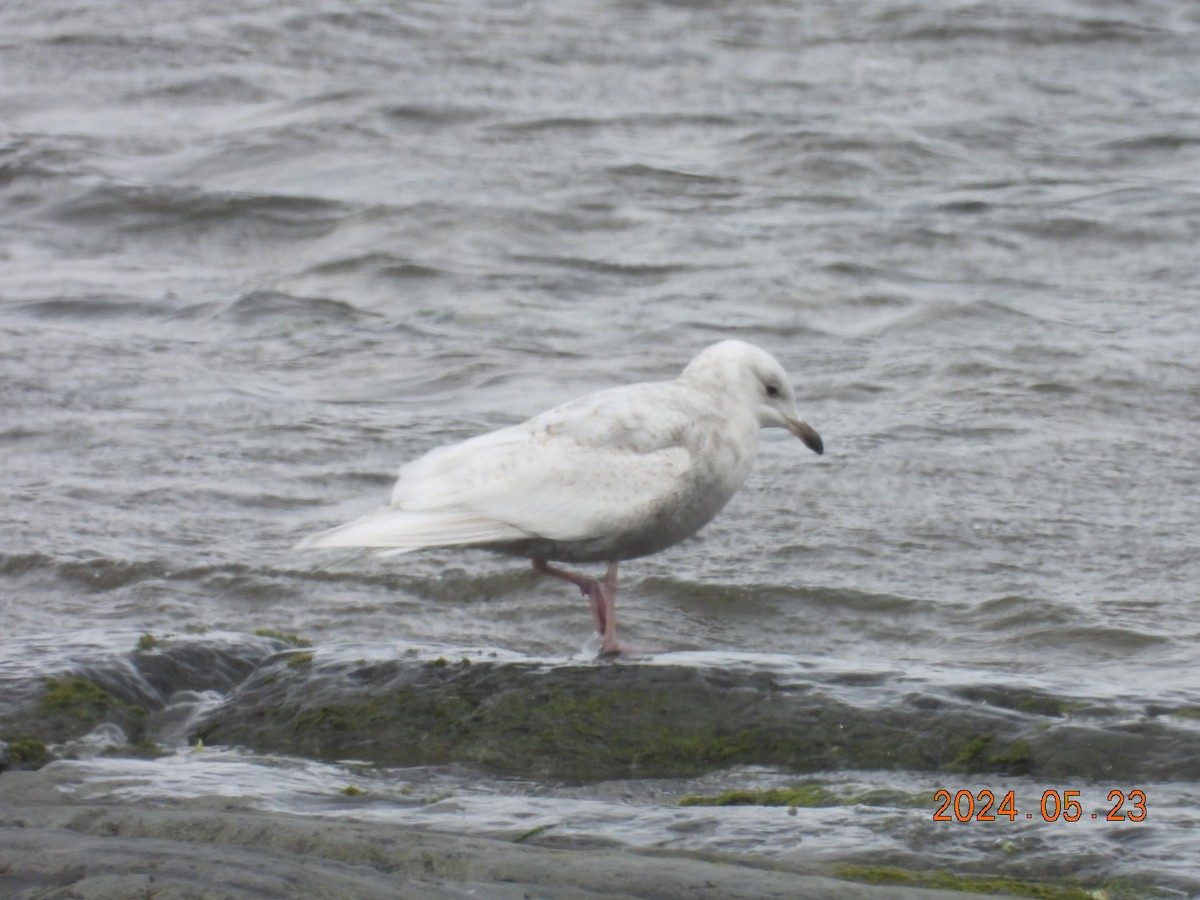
[682,340,824,455]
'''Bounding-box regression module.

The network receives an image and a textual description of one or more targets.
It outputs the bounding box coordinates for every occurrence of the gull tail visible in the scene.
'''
[297,508,529,554]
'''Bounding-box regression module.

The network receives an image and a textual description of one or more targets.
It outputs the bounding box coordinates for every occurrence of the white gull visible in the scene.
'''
[301,339,823,655]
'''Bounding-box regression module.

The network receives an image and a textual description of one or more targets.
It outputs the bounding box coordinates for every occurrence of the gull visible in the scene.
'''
[301,340,823,655]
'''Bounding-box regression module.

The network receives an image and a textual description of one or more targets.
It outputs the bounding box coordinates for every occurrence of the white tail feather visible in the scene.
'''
[298,509,528,553]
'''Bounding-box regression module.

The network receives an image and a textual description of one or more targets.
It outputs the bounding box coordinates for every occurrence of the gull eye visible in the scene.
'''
[765,383,780,398]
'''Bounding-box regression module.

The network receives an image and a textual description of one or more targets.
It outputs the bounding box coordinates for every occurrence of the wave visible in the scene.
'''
[46,183,349,242]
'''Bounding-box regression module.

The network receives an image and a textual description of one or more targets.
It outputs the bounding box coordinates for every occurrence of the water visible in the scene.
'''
[2,0,1199,895]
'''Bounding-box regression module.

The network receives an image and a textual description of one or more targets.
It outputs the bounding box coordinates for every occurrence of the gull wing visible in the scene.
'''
[389,380,699,544]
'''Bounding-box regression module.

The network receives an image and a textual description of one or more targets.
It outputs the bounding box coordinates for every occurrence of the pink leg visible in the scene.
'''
[532,558,609,634]
[599,561,619,654]
[532,559,628,656]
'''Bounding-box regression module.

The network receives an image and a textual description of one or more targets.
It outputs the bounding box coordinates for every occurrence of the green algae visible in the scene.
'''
[501,687,772,779]
[959,686,1091,719]
[135,632,164,652]
[216,670,782,780]
[35,676,148,743]
[989,739,1033,772]
[846,787,927,808]
[1013,695,1089,717]
[39,676,112,718]
[101,740,168,759]
[196,661,917,779]
[287,652,315,667]
[340,785,367,797]
[635,725,765,772]
[948,734,1032,774]
[833,864,1147,900]
[282,685,476,757]
[195,659,1151,781]
[126,740,167,758]
[253,629,312,647]
[513,823,557,843]
[680,783,839,808]
[4,738,54,769]
[677,782,925,809]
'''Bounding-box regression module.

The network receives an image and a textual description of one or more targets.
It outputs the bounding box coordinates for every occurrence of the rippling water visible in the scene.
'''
[3,0,1199,894]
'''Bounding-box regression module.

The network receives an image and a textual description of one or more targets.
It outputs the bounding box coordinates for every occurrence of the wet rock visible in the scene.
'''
[0,738,54,771]
[192,656,1048,781]
[8,637,1198,783]
[0,635,284,749]
[132,636,269,698]
[0,767,996,900]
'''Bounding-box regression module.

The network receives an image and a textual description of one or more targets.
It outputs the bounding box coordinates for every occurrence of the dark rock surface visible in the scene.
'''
[4,637,1196,783]
[188,652,1154,782]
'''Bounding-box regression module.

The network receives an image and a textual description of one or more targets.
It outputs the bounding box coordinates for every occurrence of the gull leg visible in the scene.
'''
[533,559,654,657]
[532,558,607,634]
[599,561,620,656]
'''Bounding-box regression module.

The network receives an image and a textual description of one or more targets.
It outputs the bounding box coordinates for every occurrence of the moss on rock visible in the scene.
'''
[186,656,1198,783]
[192,659,985,780]
[39,676,112,719]
[253,629,312,647]
[33,676,148,744]
[680,783,839,807]
[834,863,1116,899]
[947,734,1033,775]
[4,738,55,769]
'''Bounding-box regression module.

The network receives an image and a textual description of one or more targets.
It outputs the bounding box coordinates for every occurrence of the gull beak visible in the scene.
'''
[786,418,824,455]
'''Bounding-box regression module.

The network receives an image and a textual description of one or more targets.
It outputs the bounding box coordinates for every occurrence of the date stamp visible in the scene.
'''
[934,789,1147,822]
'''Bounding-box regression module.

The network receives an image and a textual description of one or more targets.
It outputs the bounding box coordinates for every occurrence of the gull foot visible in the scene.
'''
[597,641,666,658]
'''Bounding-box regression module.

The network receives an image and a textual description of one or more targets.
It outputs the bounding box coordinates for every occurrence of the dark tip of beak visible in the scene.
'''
[788,419,824,455]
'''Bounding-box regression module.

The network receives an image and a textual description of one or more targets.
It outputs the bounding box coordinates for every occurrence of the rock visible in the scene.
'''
[0,767,991,900]
[192,655,1036,781]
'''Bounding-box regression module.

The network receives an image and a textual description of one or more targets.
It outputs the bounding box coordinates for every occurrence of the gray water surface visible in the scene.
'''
[3,0,1199,895]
